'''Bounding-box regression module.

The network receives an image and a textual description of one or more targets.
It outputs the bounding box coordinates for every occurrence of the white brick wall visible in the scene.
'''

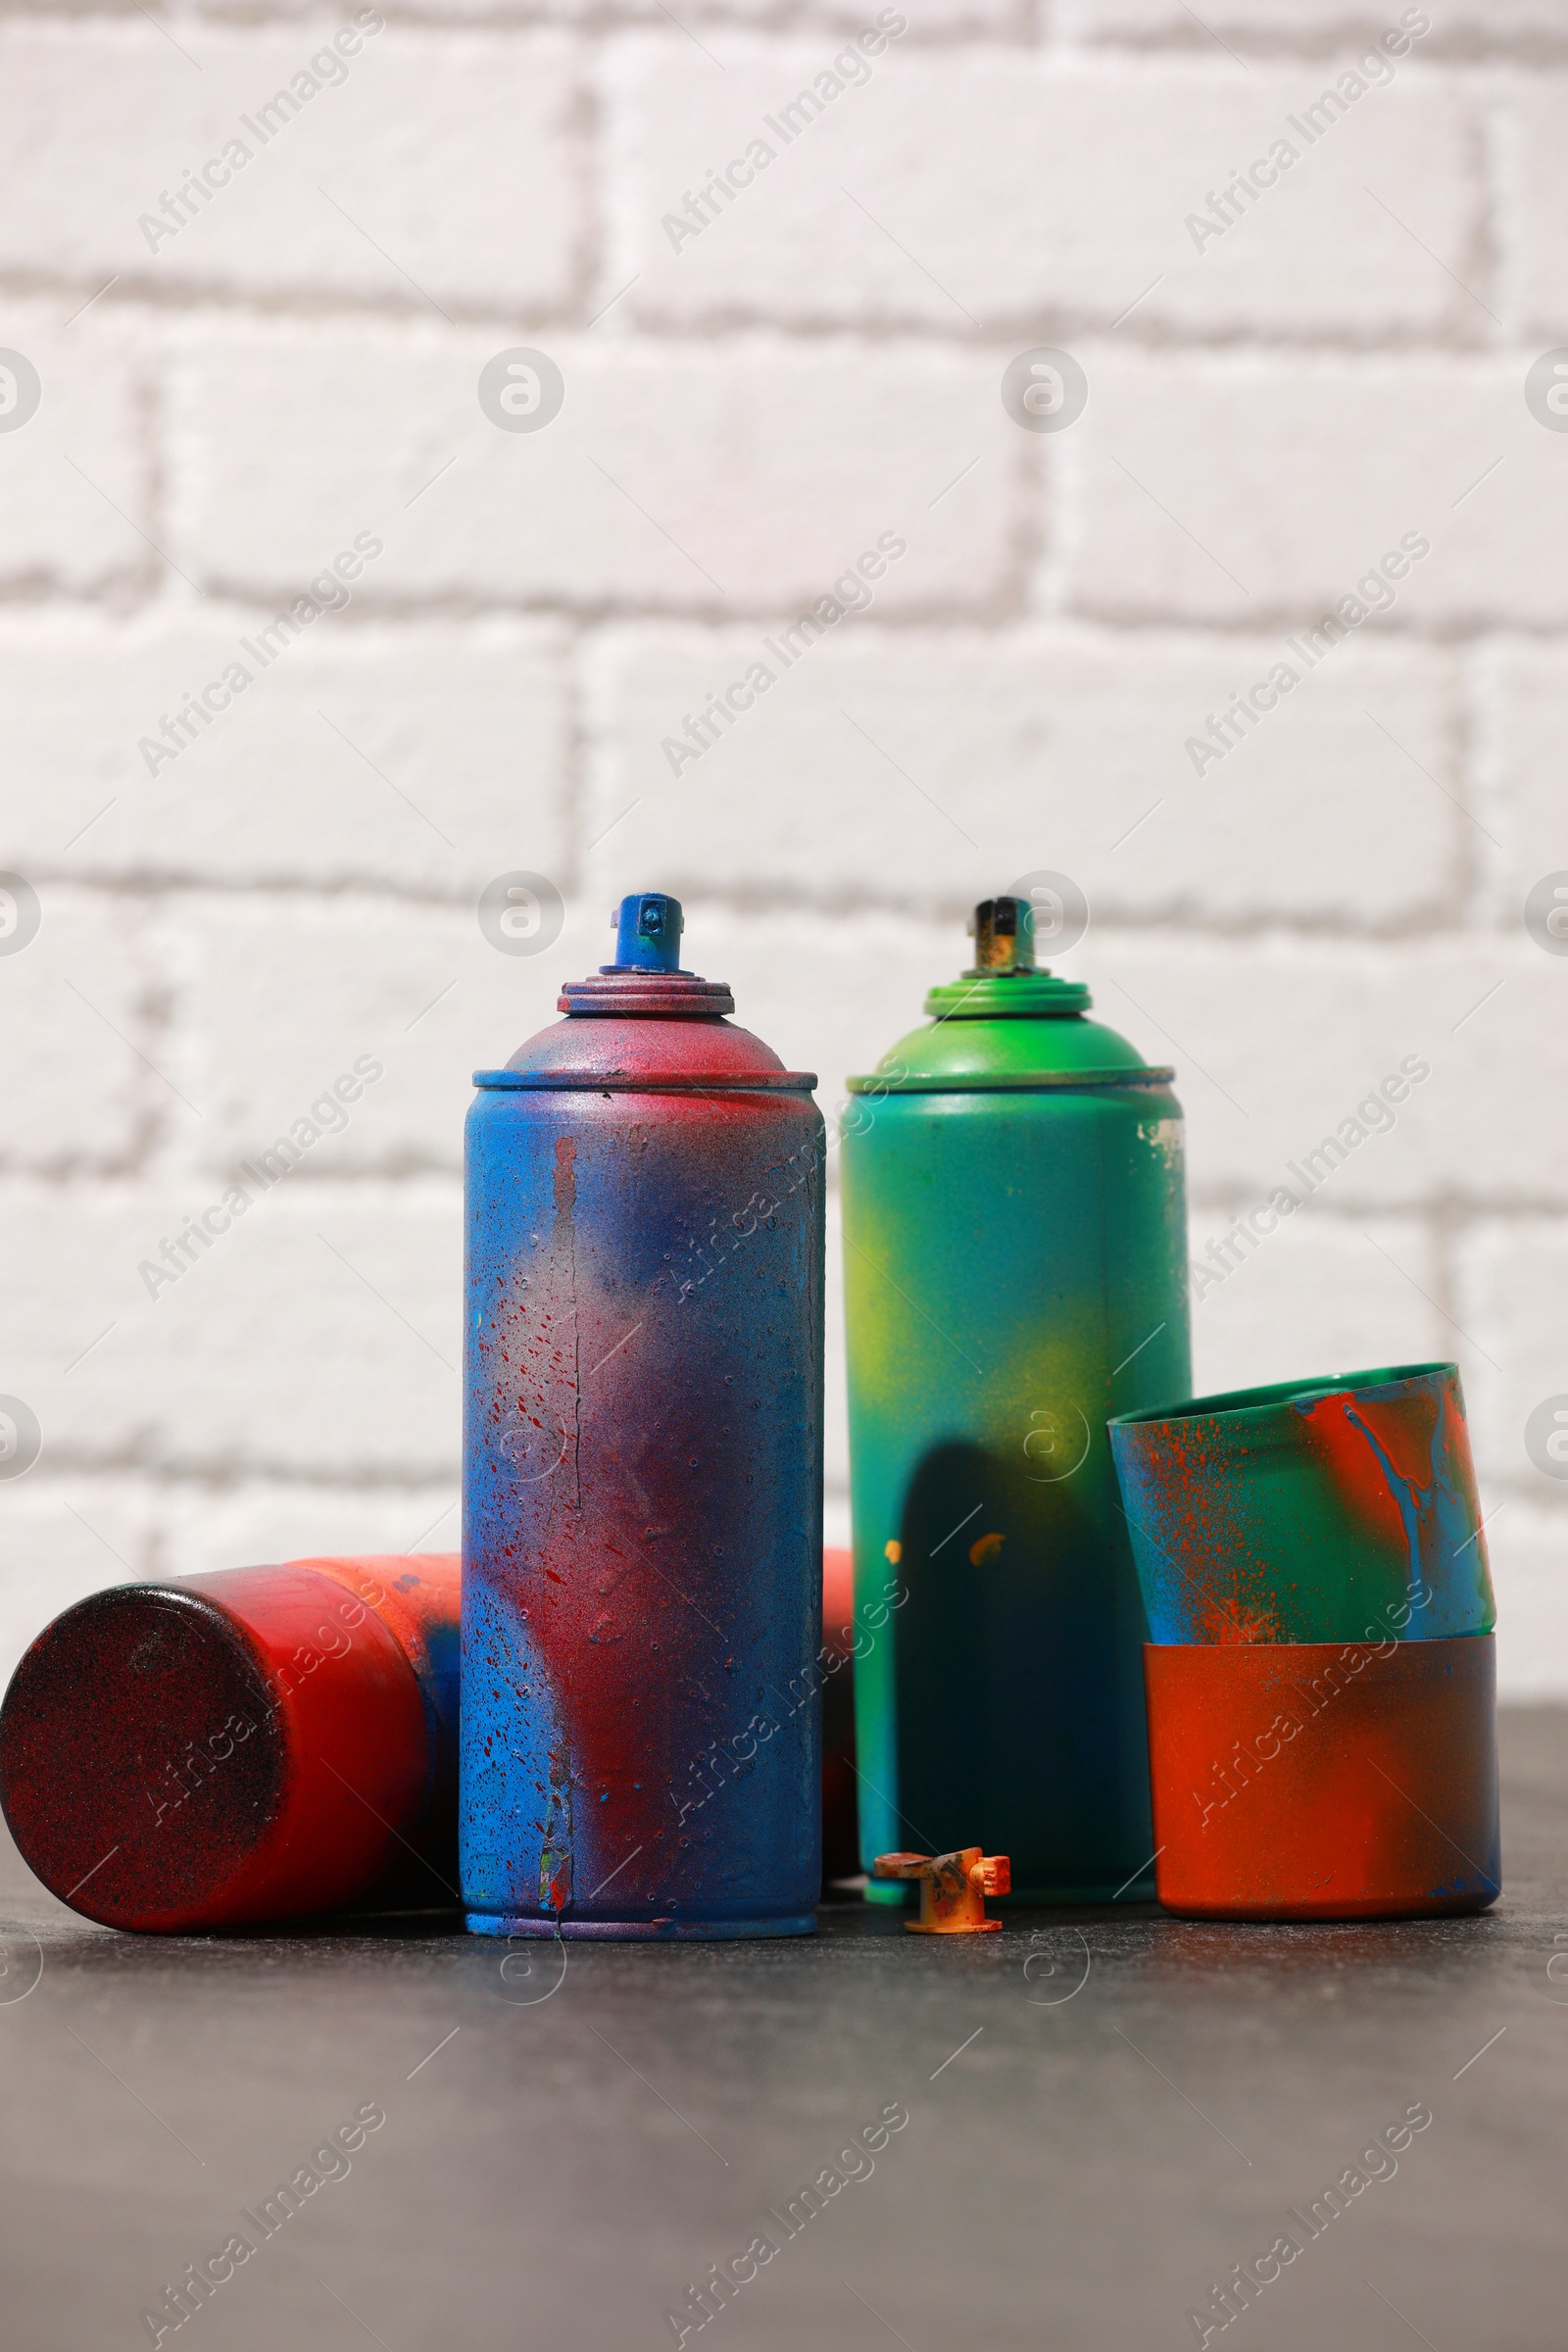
[2,0,1565,1693]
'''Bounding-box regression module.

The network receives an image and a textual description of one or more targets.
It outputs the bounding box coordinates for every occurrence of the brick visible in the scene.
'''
[172,892,610,1178]
[0,1477,157,1689]
[1482,638,1568,926]
[1063,0,1562,47]
[0,24,582,313]
[1187,1206,1442,1393]
[1071,933,1566,1212]
[199,0,1021,27]
[0,1183,461,1480]
[0,612,569,900]
[613,40,1476,336]
[585,623,1462,924]
[1488,1504,1568,1699]
[649,899,949,1100]
[0,311,146,594]
[0,887,152,1172]
[174,326,1011,614]
[1068,349,1560,629]
[1455,1217,1568,1498]
[158,1480,461,1581]
[1504,77,1568,359]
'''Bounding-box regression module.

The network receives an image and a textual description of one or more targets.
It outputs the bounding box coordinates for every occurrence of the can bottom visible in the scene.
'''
[466,1911,817,1942]
[1156,1890,1495,1924]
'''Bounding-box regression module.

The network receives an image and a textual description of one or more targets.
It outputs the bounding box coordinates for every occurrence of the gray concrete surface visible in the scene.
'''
[2,1709,1563,2351]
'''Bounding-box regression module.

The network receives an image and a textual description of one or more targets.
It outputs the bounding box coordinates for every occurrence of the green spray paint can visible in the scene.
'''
[841,897,1192,1901]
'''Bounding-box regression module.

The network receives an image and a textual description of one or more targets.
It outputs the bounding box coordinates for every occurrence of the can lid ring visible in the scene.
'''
[559,975,736,1016]
[844,1066,1175,1095]
[473,1069,818,1092]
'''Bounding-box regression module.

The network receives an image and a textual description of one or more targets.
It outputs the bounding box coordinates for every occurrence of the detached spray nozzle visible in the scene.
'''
[873,1846,1011,1934]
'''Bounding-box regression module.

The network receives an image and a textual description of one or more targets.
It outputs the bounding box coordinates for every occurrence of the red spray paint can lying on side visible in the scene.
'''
[0,1553,460,1933]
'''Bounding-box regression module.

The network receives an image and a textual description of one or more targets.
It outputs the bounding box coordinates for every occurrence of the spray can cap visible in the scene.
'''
[606,892,687,975]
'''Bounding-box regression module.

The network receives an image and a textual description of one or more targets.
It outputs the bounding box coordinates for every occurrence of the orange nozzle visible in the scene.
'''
[873,1846,1010,1934]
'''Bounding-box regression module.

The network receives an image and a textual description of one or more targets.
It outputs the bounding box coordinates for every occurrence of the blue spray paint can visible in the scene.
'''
[462,895,825,1938]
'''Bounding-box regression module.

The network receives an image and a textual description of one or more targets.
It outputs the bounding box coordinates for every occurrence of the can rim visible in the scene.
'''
[844,1067,1176,1095]
[1108,1358,1460,1431]
[472,1068,818,1092]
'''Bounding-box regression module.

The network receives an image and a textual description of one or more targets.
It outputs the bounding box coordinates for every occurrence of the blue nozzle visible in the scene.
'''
[608,892,685,974]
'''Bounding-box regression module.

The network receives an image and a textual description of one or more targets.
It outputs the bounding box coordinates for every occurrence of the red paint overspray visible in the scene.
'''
[0,1554,459,1932]
[1144,1635,1499,1921]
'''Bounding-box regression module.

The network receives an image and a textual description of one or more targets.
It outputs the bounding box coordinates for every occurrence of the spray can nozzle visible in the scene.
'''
[607,892,687,975]
[873,1846,1011,1934]
[967,896,1037,975]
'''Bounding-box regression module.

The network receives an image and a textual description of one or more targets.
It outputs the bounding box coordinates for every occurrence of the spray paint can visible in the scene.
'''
[0,1553,460,1932]
[841,897,1192,1901]
[463,893,824,1939]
